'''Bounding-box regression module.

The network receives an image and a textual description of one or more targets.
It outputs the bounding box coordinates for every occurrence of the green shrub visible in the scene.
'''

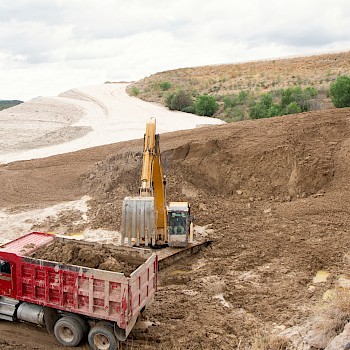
[223,90,249,109]
[166,90,193,111]
[195,94,219,116]
[182,105,196,114]
[249,93,281,119]
[160,81,171,91]
[285,101,302,114]
[280,86,318,112]
[131,86,140,96]
[223,106,244,122]
[330,75,350,108]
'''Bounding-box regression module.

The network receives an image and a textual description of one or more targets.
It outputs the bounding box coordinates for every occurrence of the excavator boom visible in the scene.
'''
[121,118,168,246]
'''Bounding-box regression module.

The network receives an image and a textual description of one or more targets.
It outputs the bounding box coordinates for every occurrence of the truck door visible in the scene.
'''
[0,260,14,297]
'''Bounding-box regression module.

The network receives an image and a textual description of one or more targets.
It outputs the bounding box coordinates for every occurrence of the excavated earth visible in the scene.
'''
[1,108,350,349]
[31,240,143,276]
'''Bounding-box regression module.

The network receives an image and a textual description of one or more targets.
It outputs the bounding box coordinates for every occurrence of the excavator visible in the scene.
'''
[121,117,193,248]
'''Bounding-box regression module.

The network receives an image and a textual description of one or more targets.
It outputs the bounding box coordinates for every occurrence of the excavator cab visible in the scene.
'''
[167,202,193,247]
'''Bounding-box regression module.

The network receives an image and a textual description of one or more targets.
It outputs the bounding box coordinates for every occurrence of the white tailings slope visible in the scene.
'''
[0,83,224,164]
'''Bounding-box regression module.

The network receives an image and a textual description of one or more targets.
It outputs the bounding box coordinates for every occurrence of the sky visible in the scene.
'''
[0,0,349,101]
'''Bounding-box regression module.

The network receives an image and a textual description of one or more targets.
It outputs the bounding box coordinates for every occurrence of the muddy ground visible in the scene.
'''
[1,108,350,349]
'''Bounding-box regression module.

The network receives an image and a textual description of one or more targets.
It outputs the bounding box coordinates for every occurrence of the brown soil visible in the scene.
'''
[1,107,350,348]
[31,240,144,276]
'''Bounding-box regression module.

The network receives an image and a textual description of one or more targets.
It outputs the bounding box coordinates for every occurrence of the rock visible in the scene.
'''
[325,322,350,350]
[236,190,243,195]
[263,208,272,214]
[306,329,332,349]
[199,203,207,211]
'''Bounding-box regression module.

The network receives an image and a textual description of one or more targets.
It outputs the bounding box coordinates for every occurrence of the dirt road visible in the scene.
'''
[1,108,350,348]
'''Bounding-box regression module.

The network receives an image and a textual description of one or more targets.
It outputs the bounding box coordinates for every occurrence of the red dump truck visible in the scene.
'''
[0,232,157,349]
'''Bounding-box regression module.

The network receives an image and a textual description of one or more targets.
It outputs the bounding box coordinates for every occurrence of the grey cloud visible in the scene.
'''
[0,1,64,25]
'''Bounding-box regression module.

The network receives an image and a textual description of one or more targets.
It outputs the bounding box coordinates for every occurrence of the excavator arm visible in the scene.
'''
[121,118,168,246]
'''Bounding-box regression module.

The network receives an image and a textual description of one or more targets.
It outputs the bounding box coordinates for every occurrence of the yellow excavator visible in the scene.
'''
[121,118,193,247]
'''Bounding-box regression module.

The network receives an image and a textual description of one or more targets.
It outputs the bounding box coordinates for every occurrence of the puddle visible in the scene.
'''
[313,270,330,283]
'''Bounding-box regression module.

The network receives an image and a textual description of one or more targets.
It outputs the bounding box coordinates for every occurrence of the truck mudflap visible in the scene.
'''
[44,307,59,335]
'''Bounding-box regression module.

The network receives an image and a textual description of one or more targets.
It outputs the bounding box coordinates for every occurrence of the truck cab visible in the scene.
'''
[167,202,193,247]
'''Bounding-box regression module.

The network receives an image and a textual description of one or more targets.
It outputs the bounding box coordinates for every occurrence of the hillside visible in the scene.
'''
[0,100,23,111]
[2,107,350,349]
[128,51,350,121]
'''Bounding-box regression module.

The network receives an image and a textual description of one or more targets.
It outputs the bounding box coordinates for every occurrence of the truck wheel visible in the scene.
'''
[65,313,89,336]
[88,321,119,350]
[54,316,84,347]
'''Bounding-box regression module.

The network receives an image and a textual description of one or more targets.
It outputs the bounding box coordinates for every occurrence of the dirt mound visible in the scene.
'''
[2,108,350,348]
[32,240,144,276]
[83,109,349,230]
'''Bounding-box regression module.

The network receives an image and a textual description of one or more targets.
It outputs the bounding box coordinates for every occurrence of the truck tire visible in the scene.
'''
[54,316,84,347]
[88,321,119,350]
[65,313,89,337]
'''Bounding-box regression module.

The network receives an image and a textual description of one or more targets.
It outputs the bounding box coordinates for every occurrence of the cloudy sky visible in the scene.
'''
[0,0,349,101]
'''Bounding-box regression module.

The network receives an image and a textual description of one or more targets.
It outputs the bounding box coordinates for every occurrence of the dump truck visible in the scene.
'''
[0,232,157,350]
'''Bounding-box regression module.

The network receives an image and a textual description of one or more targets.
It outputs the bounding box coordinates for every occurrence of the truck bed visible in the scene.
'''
[0,232,157,338]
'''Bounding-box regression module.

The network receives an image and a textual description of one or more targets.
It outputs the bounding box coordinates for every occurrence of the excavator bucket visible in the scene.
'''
[121,197,156,246]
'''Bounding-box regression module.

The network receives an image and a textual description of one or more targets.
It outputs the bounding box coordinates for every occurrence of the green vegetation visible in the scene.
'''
[131,86,140,96]
[159,81,172,91]
[249,86,319,119]
[162,85,319,121]
[166,90,193,111]
[250,93,280,119]
[330,75,350,108]
[182,105,196,114]
[223,90,249,109]
[195,94,219,116]
[0,100,23,111]
[280,86,318,113]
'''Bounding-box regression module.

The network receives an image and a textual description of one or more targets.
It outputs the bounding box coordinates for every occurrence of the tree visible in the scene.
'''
[166,90,193,111]
[330,76,350,108]
[195,95,218,116]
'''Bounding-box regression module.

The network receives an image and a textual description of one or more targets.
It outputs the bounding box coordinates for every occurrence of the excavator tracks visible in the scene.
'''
[155,240,212,270]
